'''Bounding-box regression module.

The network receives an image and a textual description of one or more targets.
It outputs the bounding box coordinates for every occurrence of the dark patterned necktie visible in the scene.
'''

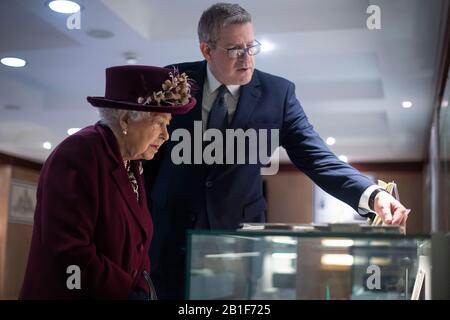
[207,85,228,131]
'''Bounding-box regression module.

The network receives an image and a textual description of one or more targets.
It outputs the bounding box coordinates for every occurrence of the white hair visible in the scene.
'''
[97,108,151,130]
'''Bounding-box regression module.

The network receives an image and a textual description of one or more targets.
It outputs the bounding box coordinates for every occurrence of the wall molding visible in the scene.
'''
[0,152,42,171]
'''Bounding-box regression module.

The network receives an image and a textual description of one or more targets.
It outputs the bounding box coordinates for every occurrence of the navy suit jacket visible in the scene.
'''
[144,60,373,298]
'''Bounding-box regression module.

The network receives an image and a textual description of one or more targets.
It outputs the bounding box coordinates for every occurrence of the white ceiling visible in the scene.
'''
[0,0,447,163]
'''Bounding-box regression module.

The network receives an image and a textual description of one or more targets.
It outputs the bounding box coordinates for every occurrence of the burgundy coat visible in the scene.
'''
[20,122,153,299]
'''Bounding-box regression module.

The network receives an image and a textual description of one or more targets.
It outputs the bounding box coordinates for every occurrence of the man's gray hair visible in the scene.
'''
[98,108,150,130]
[198,3,252,47]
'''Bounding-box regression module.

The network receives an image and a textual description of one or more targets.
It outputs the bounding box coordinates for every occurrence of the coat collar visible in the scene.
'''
[205,63,241,99]
[95,122,149,238]
[229,69,261,129]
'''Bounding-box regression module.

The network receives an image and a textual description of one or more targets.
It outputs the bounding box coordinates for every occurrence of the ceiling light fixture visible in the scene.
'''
[3,104,21,111]
[1,57,27,68]
[87,29,114,39]
[48,0,80,14]
[124,51,137,65]
[43,142,52,150]
[402,100,413,109]
[326,137,336,146]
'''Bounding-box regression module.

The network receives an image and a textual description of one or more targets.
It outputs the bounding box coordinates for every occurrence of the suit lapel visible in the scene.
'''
[230,71,261,129]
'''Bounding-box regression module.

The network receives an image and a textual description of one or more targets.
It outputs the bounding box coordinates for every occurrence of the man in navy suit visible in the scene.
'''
[144,3,409,299]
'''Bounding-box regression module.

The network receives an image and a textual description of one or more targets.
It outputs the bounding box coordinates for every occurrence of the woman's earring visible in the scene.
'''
[122,129,127,135]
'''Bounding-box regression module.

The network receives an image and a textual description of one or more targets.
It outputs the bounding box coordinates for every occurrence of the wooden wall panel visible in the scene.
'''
[0,166,12,298]
[264,172,313,224]
[0,164,39,299]
[3,224,33,299]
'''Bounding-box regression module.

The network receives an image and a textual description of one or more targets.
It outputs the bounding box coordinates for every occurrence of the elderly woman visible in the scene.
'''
[20,65,195,299]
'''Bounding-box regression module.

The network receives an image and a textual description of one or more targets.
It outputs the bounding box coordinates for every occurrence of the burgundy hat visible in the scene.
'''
[87,65,196,114]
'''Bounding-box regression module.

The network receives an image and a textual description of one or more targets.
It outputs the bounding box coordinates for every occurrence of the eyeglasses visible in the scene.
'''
[216,40,261,59]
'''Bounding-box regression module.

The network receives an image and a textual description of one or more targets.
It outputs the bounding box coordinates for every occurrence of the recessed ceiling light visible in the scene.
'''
[87,29,114,39]
[442,100,448,108]
[127,58,137,64]
[124,51,137,64]
[43,142,52,150]
[1,57,26,68]
[48,0,80,14]
[326,137,336,146]
[67,128,81,135]
[402,100,412,108]
[3,104,21,111]
[338,155,348,163]
[260,40,275,52]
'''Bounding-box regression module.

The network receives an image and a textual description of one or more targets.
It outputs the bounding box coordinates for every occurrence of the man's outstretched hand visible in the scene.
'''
[373,191,410,234]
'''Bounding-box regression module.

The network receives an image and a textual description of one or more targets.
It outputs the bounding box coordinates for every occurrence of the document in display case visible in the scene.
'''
[186,229,430,300]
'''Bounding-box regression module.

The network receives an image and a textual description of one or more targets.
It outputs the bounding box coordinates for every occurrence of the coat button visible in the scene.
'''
[205,181,213,188]
[131,269,137,278]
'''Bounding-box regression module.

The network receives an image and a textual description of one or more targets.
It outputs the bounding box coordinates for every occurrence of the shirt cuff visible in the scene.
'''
[358,185,380,212]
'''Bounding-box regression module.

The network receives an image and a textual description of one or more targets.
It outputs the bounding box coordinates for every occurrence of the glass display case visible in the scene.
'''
[186,229,431,300]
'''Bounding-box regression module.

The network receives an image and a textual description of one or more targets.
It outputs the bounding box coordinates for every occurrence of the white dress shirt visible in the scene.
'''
[358,184,381,213]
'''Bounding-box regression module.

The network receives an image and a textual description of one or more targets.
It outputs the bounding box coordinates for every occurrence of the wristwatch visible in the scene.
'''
[369,188,387,211]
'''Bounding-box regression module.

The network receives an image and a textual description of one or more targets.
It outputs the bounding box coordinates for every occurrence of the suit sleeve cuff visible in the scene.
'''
[358,185,379,212]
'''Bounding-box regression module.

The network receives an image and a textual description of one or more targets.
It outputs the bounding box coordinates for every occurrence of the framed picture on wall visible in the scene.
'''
[8,179,37,224]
